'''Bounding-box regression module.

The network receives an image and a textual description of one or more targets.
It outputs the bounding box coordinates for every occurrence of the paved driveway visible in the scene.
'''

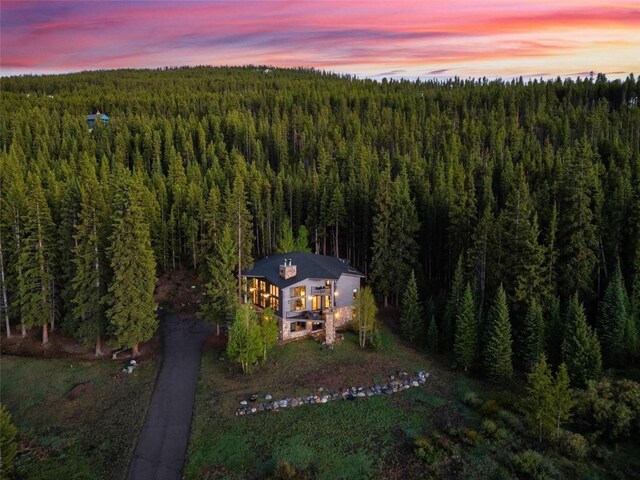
[126,313,215,480]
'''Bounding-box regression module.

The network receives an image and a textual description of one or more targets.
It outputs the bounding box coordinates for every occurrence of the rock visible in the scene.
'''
[130,360,137,366]
[191,285,196,289]
[126,366,134,374]
[251,408,257,413]
[240,400,248,406]
[249,394,259,402]
[291,399,299,407]
[265,394,273,401]
[279,400,288,408]
[411,381,419,387]
[390,375,395,380]
[321,396,328,403]
[357,392,366,398]
[318,387,324,392]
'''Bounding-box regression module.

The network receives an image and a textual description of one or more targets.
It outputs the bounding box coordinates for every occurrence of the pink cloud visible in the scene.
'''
[1,1,638,78]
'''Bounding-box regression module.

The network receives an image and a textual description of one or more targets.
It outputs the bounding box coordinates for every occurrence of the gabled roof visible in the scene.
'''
[244,252,364,288]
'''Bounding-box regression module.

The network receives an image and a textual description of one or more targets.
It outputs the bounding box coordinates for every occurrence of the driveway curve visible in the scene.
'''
[126,313,215,480]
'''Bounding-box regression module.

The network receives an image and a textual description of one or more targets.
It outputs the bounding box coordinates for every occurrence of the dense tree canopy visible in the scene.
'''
[0,67,638,369]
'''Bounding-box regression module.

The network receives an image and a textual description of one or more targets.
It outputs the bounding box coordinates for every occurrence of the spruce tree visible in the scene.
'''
[276,217,296,253]
[598,263,629,365]
[106,187,157,358]
[483,285,513,382]
[426,313,439,353]
[443,255,464,350]
[370,166,394,306]
[454,283,477,371]
[557,140,598,298]
[227,302,262,373]
[71,182,108,355]
[294,225,310,252]
[499,167,546,313]
[200,225,238,334]
[18,175,55,344]
[400,270,422,344]
[562,294,602,387]
[521,299,546,371]
[226,173,254,297]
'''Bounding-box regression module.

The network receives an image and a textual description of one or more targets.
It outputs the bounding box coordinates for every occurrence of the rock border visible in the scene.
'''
[235,370,429,416]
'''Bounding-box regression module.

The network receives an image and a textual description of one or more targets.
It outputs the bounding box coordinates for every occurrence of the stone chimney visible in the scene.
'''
[279,258,297,279]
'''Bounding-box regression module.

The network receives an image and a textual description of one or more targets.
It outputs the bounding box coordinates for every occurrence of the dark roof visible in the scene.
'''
[244,252,364,288]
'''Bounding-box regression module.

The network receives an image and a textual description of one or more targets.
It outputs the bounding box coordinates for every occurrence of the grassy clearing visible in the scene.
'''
[1,355,157,480]
[186,326,639,480]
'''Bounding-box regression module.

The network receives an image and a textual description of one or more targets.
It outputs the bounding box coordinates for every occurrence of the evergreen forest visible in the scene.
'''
[1,67,640,379]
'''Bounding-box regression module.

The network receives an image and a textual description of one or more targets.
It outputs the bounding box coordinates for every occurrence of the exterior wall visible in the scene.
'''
[334,274,362,308]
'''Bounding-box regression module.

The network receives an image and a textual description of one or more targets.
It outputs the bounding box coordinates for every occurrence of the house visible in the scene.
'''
[87,112,109,129]
[243,252,364,344]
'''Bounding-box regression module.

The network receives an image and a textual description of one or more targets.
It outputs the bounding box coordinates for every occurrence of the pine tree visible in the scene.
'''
[200,225,238,334]
[226,173,254,297]
[443,255,464,350]
[370,166,393,306]
[388,171,420,304]
[562,294,602,388]
[454,283,477,371]
[426,313,439,353]
[524,355,555,442]
[259,306,279,361]
[557,140,598,298]
[227,302,262,373]
[400,270,422,344]
[294,225,310,252]
[598,263,629,365]
[71,179,108,356]
[483,285,513,382]
[499,167,546,313]
[553,363,574,438]
[18,175,55,344]
[276,217,296,253]
[546,296,563,366]
[106,186,157,358]
[354,286,378,348]
[521,299,546,372]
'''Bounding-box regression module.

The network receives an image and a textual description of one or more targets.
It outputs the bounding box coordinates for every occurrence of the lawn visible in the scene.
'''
[186,328,487,479]
[1,355,157,480]
[186,326,639,480]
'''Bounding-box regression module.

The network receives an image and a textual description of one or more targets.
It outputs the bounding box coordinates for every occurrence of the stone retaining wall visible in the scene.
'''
[235,370,429,416]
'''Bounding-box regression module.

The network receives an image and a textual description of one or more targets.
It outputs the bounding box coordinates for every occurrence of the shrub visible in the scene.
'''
[462,429,483,445]
[576,378,640,440]
[481,419,498,437]
[559,432,589,459]
[413,434,446,463]
[481,399,501,417]
[462,390,482,407]
[0,404,18,477]
[511,450,557,480]
[497,410,525,433]
[273,461,297,480]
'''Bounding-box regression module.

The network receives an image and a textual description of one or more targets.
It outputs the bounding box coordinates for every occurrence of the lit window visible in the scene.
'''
[290,286,306,297]
[289,298,306,311]
[353,288,358,300]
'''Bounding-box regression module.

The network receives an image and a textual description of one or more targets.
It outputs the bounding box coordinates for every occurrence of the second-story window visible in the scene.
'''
[290,286,306,297]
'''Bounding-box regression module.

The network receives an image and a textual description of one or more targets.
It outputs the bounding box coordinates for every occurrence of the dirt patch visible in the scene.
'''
[296,357,403,391]
[202,333,227,352]
[66,382,94,401]
[1,326,159,361]
[155,268,206,314]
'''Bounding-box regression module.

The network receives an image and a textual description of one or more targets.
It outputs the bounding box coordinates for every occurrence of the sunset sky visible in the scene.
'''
[1,0,638,79]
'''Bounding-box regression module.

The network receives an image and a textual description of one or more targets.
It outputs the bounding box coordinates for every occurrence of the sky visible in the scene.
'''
[1,0,638,80]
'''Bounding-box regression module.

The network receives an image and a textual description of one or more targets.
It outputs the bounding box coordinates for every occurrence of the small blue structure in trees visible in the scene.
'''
[87,112,109,129]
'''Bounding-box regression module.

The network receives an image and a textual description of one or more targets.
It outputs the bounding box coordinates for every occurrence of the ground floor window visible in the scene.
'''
[311,322,323,331]
[289,321,307,333]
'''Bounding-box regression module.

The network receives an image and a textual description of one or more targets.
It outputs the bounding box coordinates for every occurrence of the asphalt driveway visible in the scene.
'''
[126,313,215,480]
